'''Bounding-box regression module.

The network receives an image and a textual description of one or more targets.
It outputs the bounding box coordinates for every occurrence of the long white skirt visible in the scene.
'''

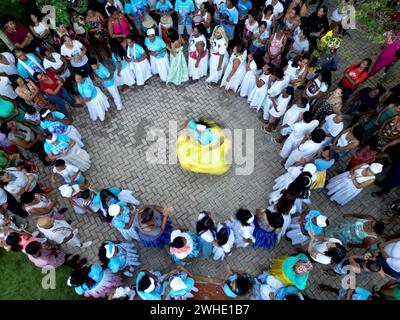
[85,89,110,122]
[280,134,302,159]
[206,54,228,83]
[114,66,136,87]
[276,213,292,243]
[220,63,246,92]
[273,166,302,192]
[117,190,141,206]
[149,55,170,82]
[286,217,310,246]
[239,71,257,98]
[131,59,152,86]
[326,172,362,206]
[105,84,123,110]
[248,85,268,109]
[61,144,91,172]
[188,52,209,80]
[226,218,255,248]
[65,125,84,148]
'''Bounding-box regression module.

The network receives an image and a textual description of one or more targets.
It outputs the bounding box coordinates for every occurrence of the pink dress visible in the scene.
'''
[369,40,400,77]
[264,33,285,66]
[110,14,131,37]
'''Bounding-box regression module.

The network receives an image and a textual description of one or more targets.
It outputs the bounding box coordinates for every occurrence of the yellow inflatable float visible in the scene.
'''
[176,119,231,175]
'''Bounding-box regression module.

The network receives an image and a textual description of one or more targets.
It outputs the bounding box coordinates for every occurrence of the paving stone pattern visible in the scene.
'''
[21,0,400,300]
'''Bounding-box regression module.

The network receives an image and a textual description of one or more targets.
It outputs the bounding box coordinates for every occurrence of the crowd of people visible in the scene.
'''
[0,0,400,300]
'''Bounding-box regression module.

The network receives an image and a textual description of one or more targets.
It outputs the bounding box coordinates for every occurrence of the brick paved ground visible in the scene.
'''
[19,0,400,300]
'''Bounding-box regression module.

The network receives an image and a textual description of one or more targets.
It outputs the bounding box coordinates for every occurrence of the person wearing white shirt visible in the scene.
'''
[265,87,293,132]
[0,52,18,76]
[307,233,346,265]
[261,67,286,122]
[105,0,125,16]
[321,113,344,145]
[37,216,92,248]
[264,0,284,20]
[379,238,400,277]
[43,50,71,81]
[0,167,40,199]
[0,76,17,99]
[285,128,326,169]
[51,159,85,185]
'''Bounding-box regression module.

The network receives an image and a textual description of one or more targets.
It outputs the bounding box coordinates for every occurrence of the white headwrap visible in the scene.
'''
[146,28,155,36]
[247,214,255,224]
[316,215,328,227]
[109,204,121,216]
[105,243,116,258]
[46,134,57,143]
[369,163,383,174]
[143,277,156,293]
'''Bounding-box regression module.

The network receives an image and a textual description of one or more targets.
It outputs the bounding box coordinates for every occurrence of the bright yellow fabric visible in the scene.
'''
[176,126,231,175]
[269,256,294,286]
[311,171,327,189]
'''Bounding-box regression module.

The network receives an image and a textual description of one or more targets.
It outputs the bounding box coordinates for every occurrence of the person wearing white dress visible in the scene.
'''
[75,72,110,124]
[126,35,153,86]
[320,113,344,146]
[279,111,319,159]
[90,58,123,111]
[206,26,229,88]
[248,63,274,109]
[188,24,208,82]
[220,46,247,93]
[264,87,293,132]
[272,97,310,145]
[144,28,170,83]
[261,68,287,122]
[239,53,260,98]
[326,163,383,206]
[110,40,136,92]
[0,52,18,76]
[226,209,255,248]
[212,223,235,261]
[285,128,326,169]
[283,56,309,88]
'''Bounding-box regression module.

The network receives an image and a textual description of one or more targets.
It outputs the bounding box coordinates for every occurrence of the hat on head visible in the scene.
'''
[369,163,383,174]
[40,109,51,119]
[146,28,155,36]
[316,215,328,227]
[104,243,116,258]
[109,204,121,216]
[143,15,156,29]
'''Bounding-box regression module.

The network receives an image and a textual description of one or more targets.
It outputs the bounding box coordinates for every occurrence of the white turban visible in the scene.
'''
[109,204,121,216]
[369,163,383,174]
[316,215,328,227]
[146,28,155,36]
[169,276,188,291]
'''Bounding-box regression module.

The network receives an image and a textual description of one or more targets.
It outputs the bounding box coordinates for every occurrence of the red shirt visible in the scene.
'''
[39,70,60,96]
[5,23,29,46]
[341,63,368,89]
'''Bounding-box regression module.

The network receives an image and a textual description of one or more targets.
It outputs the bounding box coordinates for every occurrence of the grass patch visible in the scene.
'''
[0,250,86,300]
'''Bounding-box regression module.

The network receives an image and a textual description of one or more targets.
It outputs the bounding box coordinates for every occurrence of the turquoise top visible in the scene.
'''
[275,286,302,300]
[43,134,70,155]
[127,43,145,60]
[112,53,128,71]
[156,0,173,16]
[136,271,164,300]
[111,201,131,229]
[74,264,104,295]
[223,274,238,298]
[188,120,219,145]
[304,210,324,235]
[107,242,127,272]
[17,53,44,79]
[93,187,121,207]
[125,0,148,17]
[95,63,115,88]
[78,77,98,99]
[144,36,167,58]
[338,287,372,300]
[314,158,335,172]
[41,112,68,134]
[282,253,311,290]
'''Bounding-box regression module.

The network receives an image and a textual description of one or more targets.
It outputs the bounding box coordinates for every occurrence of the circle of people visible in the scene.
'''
[0,0,400,301]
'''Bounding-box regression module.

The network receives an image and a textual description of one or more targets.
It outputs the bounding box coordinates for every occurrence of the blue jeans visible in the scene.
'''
[47,89,75,117]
